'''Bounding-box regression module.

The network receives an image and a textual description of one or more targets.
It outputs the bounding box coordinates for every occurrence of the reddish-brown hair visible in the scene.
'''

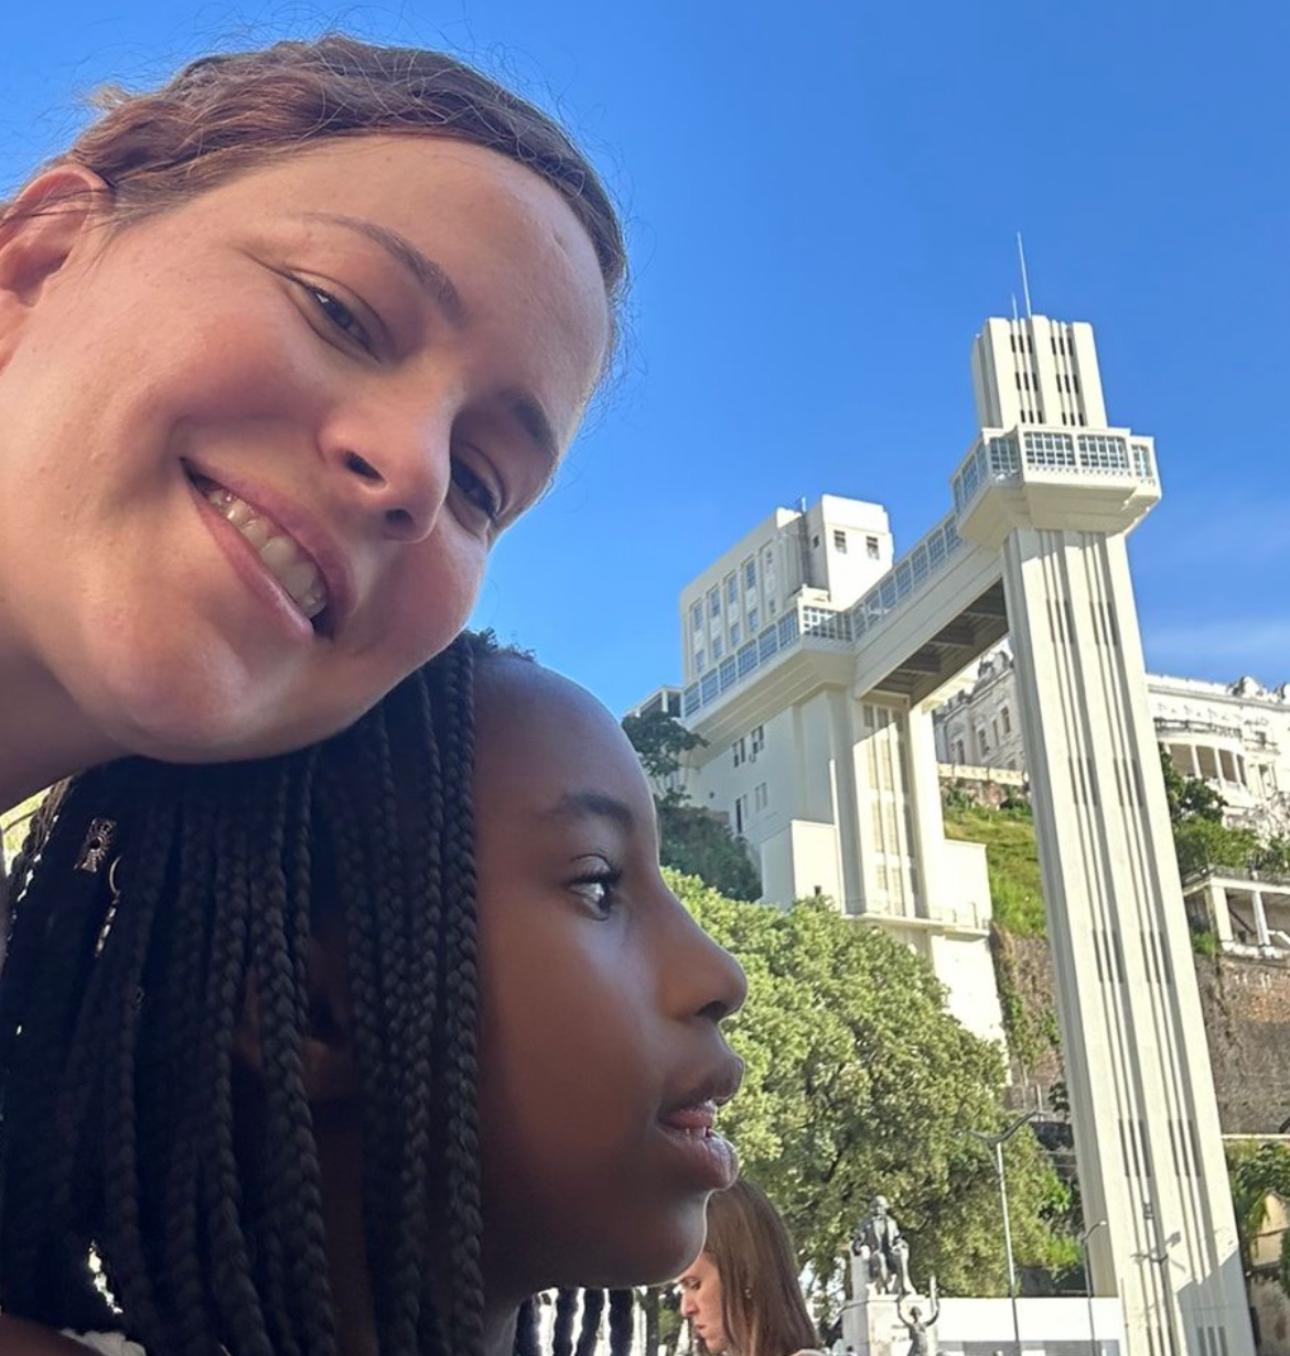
[704,1177,820,1356]
[2,35,626,334]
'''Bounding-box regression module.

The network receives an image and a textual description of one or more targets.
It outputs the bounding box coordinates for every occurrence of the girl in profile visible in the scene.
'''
[0,634,746,1355]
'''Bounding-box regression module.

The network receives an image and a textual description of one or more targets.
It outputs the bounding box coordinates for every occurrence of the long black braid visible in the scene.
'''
[0,636,636,1356]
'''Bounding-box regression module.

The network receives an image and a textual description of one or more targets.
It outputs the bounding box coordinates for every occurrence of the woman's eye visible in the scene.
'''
[450,457,503,526]
[305,284,374,352]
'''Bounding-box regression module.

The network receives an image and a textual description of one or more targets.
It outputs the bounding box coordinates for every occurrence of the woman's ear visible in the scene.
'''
[0,165,111,296]
[0,165,111,372]
[232,913,360,1105]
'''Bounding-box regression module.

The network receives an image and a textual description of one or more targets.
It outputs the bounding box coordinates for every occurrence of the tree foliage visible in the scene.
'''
[672,873,1073,1305]
[657,803,762,901]
[621,708,705,796]
[1159,746,1227,825]
[622,711,762,900]
[1228,1142,1290,1297]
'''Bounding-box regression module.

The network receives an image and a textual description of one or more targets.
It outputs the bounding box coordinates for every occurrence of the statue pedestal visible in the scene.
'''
[841,1293,937,1356]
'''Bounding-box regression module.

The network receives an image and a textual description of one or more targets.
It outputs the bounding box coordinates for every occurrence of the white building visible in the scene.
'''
[935,650,1290,960]
[639,310,1253,1356]
[662,491,1003,1052]
[934,647,1290,836]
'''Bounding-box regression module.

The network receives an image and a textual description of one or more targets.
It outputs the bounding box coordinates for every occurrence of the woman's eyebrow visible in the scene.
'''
[298,211,466,328]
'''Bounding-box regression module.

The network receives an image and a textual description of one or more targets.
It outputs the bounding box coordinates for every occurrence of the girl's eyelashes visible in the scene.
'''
[568,861,623,919]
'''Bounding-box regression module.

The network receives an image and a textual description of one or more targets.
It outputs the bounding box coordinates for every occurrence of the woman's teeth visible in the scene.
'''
[204,486,328,620]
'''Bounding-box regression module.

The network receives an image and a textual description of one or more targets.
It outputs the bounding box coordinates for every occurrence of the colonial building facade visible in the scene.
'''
[934,646,1290,838]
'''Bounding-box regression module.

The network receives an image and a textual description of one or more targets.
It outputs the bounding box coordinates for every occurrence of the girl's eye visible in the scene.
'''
[450,457,503,527]
[305,284,375,352]
[569,868,621,918]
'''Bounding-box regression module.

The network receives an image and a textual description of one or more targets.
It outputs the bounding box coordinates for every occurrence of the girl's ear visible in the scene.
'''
[232,912,360,1104]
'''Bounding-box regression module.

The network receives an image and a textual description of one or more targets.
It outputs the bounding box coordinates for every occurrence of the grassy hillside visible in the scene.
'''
[942,800,1046,936]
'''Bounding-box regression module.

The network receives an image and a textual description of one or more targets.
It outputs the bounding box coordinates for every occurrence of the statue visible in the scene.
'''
[897,1280,940,1356]
[850,1195,913,1297]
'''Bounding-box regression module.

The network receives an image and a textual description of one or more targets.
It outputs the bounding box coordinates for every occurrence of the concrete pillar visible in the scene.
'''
[827,689,864,914]
[1207,880,1233,947]
[1251,890,1271,948]
[1000,525,1252,1356]
[905,703,948,921]
[1188,745,1201,779]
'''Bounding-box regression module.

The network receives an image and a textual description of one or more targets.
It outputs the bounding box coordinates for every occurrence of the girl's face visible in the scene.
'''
[0,136,608,764]
[472,659,748,1296]
[679,1251,730,1354]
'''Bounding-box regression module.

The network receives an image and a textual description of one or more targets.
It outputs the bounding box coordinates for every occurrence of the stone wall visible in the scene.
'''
[1252,1275,1290,1356]
[1195,956,1290,1134]
[998,937,1290,1134]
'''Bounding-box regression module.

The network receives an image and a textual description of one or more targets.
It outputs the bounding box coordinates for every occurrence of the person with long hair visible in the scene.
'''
[0,633,745,1355]
[0,35,624,815]
[678,1178,825,1356]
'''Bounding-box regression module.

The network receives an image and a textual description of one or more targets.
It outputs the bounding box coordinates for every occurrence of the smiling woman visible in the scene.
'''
[0,35,625,814]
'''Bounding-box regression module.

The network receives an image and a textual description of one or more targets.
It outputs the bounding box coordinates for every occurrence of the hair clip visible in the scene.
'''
[94,857,123,959]
[76,818,118,875]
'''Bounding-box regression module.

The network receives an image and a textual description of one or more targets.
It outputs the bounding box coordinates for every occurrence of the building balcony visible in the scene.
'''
[682,594,853,719]
[953,425,1161,547]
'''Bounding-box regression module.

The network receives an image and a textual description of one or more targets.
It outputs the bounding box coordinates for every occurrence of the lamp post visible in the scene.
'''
[1079,1219,1108,1356]
[970,1109,1039,1356]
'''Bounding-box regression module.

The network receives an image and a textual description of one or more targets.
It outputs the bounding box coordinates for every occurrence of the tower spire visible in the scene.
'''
[1016,232,1034,319]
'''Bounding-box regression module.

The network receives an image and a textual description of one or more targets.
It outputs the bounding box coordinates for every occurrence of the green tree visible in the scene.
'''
[621,708,705,804]
[622,711,762,900]
[1173,817,1263,879]
[1159,745,1226,824]
[674,873,1072,1306]
[1228,1142,1290,1297]
[657,802,762,901]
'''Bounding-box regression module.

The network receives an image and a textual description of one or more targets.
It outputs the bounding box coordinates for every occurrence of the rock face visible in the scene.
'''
[1194,956,1290,1134]
[1001,933,1290,1135]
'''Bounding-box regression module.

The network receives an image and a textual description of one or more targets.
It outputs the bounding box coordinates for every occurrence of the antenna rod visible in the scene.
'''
[1016,232,1033,319]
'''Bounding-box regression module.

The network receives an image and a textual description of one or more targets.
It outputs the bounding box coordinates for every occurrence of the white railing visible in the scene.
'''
[682,596,853,718]
[952,427,1158,517]
[846,510,964,642]
[684,426,1160,724]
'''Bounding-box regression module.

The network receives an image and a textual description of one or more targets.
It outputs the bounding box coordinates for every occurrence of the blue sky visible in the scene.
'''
[5,2,1288,714]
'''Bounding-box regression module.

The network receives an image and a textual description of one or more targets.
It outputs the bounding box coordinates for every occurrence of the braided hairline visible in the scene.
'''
[0,636,635,1356]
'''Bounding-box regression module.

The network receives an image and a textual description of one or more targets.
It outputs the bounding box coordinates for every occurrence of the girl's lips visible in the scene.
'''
[658,1123,738,1191]
[660,1101,717,1133]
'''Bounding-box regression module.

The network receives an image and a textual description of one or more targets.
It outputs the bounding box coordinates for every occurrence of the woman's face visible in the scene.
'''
[679,1251,730,1354]
[0,136,608,763]
[472,659,748,1296]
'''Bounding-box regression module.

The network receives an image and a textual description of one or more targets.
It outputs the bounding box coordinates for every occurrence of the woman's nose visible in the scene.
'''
[326,406,454,543]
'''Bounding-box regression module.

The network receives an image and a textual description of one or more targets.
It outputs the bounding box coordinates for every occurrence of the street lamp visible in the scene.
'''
[970,1109,1039,1356]
[1079,1219,1108,1356]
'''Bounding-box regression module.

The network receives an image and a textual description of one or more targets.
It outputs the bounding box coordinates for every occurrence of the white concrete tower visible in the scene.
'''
[957,316,1253,1356]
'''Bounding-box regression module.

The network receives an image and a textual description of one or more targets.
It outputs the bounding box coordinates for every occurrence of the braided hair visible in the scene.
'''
[0,635,636,1356]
